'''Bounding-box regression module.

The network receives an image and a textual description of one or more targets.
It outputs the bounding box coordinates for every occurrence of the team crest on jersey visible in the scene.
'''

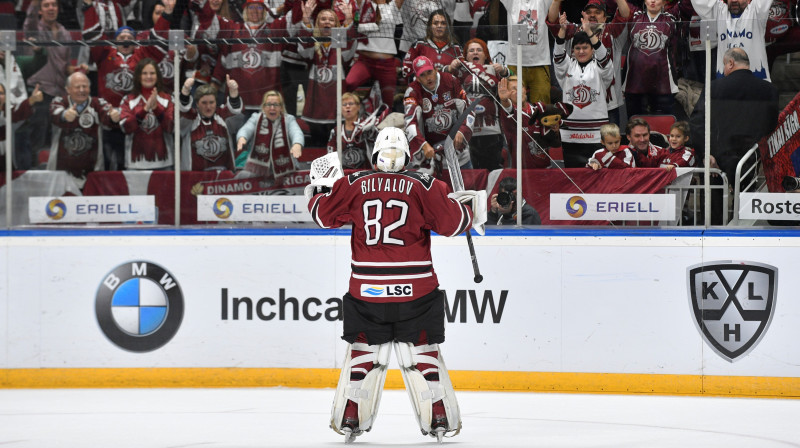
[569,84,599,109]
[343,145,366,168]
[158,59,174,79]
[63,130,94,155]
[632,25,669,55]
[140,113,159,133]
[687,261,778,362]
[443,92,451,102]
[195,135,228,161]
[105,68,134,93]
[426,109,454,132]
[241,46,263,70]
[316,66,334,84]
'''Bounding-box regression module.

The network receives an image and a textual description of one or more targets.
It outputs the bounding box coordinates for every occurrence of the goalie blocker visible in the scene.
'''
[306,127,483,443]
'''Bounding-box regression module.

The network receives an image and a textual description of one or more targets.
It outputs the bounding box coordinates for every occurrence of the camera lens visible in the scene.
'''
[497,191,512,207]
[782,176,800,191]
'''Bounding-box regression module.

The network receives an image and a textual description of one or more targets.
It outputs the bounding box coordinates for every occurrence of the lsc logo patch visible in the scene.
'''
[96,261,184,352]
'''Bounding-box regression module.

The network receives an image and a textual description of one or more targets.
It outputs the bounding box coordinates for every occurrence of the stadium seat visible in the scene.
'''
[630,114,677,136]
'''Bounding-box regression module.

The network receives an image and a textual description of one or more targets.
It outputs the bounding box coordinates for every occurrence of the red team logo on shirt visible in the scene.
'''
[569,84,599,109]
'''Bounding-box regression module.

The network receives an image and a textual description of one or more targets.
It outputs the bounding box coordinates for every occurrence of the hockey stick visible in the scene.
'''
[442,100,483,283]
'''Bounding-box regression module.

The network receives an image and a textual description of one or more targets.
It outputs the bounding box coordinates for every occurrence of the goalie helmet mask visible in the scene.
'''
[372,127,410,173]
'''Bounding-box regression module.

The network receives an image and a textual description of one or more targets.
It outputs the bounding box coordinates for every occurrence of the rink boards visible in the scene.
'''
[0,227,799,398]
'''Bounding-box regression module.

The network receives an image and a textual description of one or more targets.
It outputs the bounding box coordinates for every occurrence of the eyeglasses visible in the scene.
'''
[264,102,281,108]
[342,102,358,107]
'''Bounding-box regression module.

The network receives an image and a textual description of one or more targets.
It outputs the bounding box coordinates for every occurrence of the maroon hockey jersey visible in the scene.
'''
[212,19,289,109]
[179,97,240,171]
[588,146,636,169]
[0,100,33,172]
[401,40,463,82]
[90,46,136,107]
[452,60,502,137]
[309,170,473,303]
[404,72,474,168]
[658,145,696,168]
[48,95,115,180]
[631,142,669,168]
[119,89,175,169]
[624,9,678,95]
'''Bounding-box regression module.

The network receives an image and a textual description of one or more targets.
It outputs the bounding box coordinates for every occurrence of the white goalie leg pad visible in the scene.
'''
[330,341,392,435]
[394,341,462,436]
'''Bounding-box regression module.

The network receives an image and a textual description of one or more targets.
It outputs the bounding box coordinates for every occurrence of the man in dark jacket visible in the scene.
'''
[690,47,779,183]
[487,176,542,225]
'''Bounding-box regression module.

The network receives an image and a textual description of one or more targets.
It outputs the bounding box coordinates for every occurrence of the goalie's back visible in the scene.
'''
[308,169,473,303]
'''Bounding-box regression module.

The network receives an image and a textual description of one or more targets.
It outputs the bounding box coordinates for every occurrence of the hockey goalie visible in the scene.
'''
[306,127,486,443]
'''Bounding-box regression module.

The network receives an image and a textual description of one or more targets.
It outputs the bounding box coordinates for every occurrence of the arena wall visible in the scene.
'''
[0,228,798,398]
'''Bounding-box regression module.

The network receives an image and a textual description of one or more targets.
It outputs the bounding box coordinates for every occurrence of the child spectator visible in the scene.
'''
[658,120,696,170]
[587,123,635,170]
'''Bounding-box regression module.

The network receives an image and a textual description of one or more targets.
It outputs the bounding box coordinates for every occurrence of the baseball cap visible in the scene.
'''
[584,0,606,12]
[412,56,436,78]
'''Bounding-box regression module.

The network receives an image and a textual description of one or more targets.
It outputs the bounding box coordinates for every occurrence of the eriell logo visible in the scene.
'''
[687,261,777,362]
[95,261,184,352]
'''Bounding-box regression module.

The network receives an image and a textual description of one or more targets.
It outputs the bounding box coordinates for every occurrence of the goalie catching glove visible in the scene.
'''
[304,152,344,201]
[447,190,487,235]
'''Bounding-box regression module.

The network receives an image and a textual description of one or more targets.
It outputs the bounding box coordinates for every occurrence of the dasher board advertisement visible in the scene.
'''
[197,195,312,222]
[29,196,156,223]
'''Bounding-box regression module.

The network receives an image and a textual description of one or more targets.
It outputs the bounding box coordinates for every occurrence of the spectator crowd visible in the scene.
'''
[3,0,796,202]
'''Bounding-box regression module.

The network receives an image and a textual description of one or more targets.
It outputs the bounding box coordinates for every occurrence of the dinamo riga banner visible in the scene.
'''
[760,91,800,192]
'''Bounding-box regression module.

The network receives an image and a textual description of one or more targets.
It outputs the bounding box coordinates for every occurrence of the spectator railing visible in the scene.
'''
[732,144,765,224]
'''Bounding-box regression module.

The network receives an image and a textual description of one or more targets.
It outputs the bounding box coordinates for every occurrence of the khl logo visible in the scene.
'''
[687,261,777,362]
[95,261,184,352]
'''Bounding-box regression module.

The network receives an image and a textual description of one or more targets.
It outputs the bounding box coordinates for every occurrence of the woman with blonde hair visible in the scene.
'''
[326,91,388,169]
[235,91,305,179]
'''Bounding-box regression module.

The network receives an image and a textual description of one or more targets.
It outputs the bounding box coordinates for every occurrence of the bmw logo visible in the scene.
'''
[95,261,184,352]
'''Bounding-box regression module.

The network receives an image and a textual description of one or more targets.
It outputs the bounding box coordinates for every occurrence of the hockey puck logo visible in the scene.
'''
[96,261,184,352]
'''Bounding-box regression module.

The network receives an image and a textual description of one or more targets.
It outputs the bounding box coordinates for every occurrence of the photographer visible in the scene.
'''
[488,177,541,225]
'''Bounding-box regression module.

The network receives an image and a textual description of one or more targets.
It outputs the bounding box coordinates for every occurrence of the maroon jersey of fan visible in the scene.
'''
[308,170,473,304]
